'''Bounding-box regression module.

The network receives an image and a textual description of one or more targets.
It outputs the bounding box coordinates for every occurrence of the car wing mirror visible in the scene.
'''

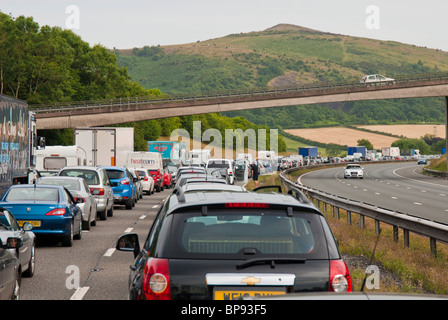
[6,237,23,249]
[116,233,140,258]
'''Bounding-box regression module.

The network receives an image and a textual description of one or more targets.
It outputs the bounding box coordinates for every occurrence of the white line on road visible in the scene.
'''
[414,202,423,206]
[139,215,147,219]
[124,227,133,233]
[104,248,115,257]
[70,287,90,300]
[391,196,398,199]
[152,205,159,208]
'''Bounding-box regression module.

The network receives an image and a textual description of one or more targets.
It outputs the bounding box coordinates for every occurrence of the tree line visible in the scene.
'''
[0,13,285,152]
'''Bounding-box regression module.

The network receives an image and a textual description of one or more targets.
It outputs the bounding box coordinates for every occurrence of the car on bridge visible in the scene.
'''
[344,164,364,179]
[360,74,396,85]
[116,185,351,300]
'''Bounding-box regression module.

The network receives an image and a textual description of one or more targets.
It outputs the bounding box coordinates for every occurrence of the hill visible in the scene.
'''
[114,24,448,128]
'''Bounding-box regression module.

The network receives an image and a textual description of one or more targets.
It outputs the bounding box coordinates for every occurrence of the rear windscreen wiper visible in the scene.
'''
[236,258,306,270]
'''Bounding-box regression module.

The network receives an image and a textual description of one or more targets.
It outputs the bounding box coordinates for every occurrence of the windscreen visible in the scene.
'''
[59,169,100,185]
[105,170,125,179]
[38,179,80,191]
[5,188,59,202]
[171,209,329,259]
[207,160,229,169]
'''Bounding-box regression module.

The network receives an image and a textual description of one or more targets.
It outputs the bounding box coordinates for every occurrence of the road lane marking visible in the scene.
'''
[70,287,90,300]
[124,227,133,233]
[104,248,115,257]
[139,215,147,219]
[414,202,423,206]
[391,196,398,199]
[152,205,159,208]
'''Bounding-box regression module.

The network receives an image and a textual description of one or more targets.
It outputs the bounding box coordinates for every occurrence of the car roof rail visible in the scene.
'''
[173,187,186,203]
[252,185,283,193]
[287,187,311,205]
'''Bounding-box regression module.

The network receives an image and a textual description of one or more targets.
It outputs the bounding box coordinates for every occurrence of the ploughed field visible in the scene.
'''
[284,124,444,149]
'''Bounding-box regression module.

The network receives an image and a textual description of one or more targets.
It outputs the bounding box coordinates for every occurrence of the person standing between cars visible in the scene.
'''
[251,161,259,187]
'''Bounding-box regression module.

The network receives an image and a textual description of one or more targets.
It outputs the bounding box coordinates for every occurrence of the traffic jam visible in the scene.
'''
[0,95,351,300]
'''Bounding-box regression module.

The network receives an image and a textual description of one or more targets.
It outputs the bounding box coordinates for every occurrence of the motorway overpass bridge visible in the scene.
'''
[32,74,448,131]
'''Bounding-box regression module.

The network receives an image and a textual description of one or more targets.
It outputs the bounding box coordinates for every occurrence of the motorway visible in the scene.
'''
[21,188,168,300]
[298,162,448,225]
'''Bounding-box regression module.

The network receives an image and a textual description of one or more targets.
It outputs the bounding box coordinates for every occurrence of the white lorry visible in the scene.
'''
[36,145,87,173]
[74,127,134,166]
[126,151,164,192]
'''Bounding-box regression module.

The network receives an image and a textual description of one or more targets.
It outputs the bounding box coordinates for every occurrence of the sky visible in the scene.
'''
[1,0,448,51]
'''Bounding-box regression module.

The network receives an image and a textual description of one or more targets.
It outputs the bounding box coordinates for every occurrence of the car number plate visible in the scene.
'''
[214,287,286,300]
[18,220,41,227]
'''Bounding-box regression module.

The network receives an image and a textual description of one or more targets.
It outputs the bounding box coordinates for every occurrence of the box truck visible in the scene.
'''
[298,147,318,158]
[348,146,367,157]
[74,127,134,166]
[126,151,164,192]
[381,147,400,158]
[36,145,87,172]
[0,94,39,195]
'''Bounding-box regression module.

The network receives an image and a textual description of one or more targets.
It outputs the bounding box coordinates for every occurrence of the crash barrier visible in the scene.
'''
[280,165,448,257]
[423,168,448,179]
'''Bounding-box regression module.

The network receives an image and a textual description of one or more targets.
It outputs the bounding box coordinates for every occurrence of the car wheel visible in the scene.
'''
[99,209,107,221]
[23,242,35,278]
[125,199,133,210]
[74,219,82,240]
[107,205,114,217]
[62,222,74,247]
[10,271,21,300]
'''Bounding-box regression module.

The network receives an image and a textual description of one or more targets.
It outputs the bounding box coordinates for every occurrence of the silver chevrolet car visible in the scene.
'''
[58,166,114,220]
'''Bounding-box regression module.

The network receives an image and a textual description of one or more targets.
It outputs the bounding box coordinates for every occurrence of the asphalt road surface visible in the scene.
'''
[21,188,169,300]
[299,162,448,225]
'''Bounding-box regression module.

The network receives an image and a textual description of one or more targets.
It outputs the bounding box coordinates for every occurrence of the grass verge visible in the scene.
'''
[247,170,448,295]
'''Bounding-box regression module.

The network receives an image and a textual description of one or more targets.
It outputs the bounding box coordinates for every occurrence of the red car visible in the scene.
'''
[163,169,172,189]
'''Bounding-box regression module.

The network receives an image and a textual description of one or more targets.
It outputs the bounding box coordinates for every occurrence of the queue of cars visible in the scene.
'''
[0,161,165,300]
[116,163,352,300]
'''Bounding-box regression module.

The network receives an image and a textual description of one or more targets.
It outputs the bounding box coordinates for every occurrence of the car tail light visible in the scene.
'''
[329,259,352,293]
[142,258,171,300]
[144,176,149,182]
[225,203,269,208]
[46,208,66,216]
[121,179,130,185]
[90,188,105,195]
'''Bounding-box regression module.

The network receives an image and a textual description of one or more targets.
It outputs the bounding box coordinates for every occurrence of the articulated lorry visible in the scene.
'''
[0,94,40,196]
[74,127,134,167]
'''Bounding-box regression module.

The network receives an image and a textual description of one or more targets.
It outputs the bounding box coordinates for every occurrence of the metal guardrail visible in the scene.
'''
[279,165,448,257]
[30,72,448,114]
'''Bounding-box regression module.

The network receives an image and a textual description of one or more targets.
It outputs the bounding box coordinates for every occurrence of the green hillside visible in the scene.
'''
[115,24,448,128]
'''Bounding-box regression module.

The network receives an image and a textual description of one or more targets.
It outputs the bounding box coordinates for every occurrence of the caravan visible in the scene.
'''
[36,145,87,175]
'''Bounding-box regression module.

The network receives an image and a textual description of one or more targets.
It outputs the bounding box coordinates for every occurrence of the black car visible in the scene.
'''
[0,235,22,300]
[116,186,351,300]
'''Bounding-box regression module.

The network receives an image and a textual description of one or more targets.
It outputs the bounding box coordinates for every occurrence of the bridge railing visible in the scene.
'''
[30,72,448,113]
[279,165,448,257]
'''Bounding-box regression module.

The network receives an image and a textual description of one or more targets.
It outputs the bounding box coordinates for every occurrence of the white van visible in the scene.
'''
[126,152,164,192]
[36,145,87,174]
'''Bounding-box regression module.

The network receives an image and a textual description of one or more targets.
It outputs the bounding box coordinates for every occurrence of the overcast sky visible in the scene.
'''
[2,0,447,51]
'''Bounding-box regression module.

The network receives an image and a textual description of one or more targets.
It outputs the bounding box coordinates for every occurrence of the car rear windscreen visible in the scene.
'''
[105,170,125,179]
[171,210,329,259]
[6,188,59,202]
[59,169,100,185]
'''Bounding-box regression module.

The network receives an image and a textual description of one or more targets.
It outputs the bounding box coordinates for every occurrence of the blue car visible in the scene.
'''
[101,166,137,210]
[0,185,82,247]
